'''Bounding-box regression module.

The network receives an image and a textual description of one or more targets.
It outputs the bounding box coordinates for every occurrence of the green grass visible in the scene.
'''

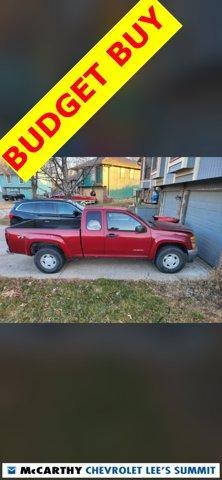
[0,278,218,323]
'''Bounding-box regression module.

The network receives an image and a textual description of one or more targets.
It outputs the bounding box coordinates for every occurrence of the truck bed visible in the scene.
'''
[5,218,83,258]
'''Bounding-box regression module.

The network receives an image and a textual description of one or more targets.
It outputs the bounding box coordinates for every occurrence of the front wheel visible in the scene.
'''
[34,247,65,274]
[155,246,187,274]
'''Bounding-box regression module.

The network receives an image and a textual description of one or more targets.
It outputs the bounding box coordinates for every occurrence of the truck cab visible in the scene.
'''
[81,208,152,258]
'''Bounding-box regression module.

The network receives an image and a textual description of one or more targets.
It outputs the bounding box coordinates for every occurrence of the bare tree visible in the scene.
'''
[40,157,101,197]
[31,173,38,198]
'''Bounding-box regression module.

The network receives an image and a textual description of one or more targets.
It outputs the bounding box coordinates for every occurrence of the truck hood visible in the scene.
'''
[150,221,193,234]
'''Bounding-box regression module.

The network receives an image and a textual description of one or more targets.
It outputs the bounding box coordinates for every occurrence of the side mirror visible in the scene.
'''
[135,225,146,233]
[73,211,80,217]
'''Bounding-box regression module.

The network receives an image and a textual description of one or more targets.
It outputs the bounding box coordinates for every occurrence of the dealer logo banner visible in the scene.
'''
[2,463,220,478]
[0,0,182,181]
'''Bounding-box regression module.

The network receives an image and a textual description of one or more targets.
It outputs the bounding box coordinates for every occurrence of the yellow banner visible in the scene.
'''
[0,0,182,180]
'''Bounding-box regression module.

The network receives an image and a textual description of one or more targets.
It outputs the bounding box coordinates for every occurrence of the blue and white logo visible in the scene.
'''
[7,466,16,475]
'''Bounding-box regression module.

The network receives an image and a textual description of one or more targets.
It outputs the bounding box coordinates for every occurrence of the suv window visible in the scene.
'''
[86,211,102,231]
[16,202,57,214]
[57,202,79,215]
[38,202,57,214]
[16,202,39,213]
[107,212,142,231]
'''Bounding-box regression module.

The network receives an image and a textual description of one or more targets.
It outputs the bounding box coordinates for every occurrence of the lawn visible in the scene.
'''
[0,272,221,322]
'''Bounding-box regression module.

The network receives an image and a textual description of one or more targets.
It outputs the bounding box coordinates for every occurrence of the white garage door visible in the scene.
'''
[185,190,222,266]
[162,190,181,218]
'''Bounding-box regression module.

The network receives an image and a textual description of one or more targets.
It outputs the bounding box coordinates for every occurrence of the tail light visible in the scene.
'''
[8,213,14,220]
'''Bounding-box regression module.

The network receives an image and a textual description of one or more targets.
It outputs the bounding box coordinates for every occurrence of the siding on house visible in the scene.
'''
[197,158,222,180]
[103,165,140,199]
[82,166,103,187]
[0,172,52,199]
[96,166,103,184]
[141,157,222,187]
[175,174,193,183]
[79,158,141,199]
[0,174,32,199]
[82,169,95,187]
[165,173,174,185]
[168,161,183,173]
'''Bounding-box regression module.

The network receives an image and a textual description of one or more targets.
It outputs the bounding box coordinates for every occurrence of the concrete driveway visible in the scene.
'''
[0,226,212,282]
[0,200,12,219]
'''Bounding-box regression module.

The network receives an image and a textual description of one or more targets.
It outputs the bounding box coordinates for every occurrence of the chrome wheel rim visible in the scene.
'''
[40,254,57,270]
[163,253,180,270]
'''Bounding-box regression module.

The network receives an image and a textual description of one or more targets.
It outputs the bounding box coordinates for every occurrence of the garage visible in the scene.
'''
[185,189,222,266]
[161,189,182,218]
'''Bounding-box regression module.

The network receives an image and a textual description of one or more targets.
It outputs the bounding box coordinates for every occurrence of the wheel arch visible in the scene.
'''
[154,242,188,260]
[30,242,65,258]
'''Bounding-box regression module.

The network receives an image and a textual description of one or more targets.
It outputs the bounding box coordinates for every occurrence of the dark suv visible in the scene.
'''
[9,199,84,226]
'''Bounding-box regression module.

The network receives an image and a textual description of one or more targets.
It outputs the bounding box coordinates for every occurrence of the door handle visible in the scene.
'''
[106,233,119,238]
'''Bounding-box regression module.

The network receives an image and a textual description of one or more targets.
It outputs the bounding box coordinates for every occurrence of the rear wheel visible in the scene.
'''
[155,246,187,274]
[34,247,65,274]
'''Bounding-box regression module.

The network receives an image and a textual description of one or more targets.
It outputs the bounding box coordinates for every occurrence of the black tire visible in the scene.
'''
[34,247,65,274]
[155,246,187,274]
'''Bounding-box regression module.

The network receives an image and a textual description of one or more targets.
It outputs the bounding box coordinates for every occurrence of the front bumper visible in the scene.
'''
[187,248,198,262]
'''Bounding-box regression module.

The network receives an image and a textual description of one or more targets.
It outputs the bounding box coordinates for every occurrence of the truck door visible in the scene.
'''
[104,211,151,257]
[81,210,105,256]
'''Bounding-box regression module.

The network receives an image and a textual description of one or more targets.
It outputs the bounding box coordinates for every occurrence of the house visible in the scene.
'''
[140,157,222,267]
[69,157,141,201]
[0,160,52,199]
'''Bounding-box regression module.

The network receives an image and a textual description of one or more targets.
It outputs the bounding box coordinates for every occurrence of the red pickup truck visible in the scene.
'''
[5,207,197,274]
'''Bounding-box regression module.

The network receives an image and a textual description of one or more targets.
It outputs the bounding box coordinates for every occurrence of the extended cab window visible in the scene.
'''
[86,211,102,231]
[107,212,142,231]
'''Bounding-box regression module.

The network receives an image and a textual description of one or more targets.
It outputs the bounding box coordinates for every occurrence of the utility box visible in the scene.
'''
[129,205,158,222]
